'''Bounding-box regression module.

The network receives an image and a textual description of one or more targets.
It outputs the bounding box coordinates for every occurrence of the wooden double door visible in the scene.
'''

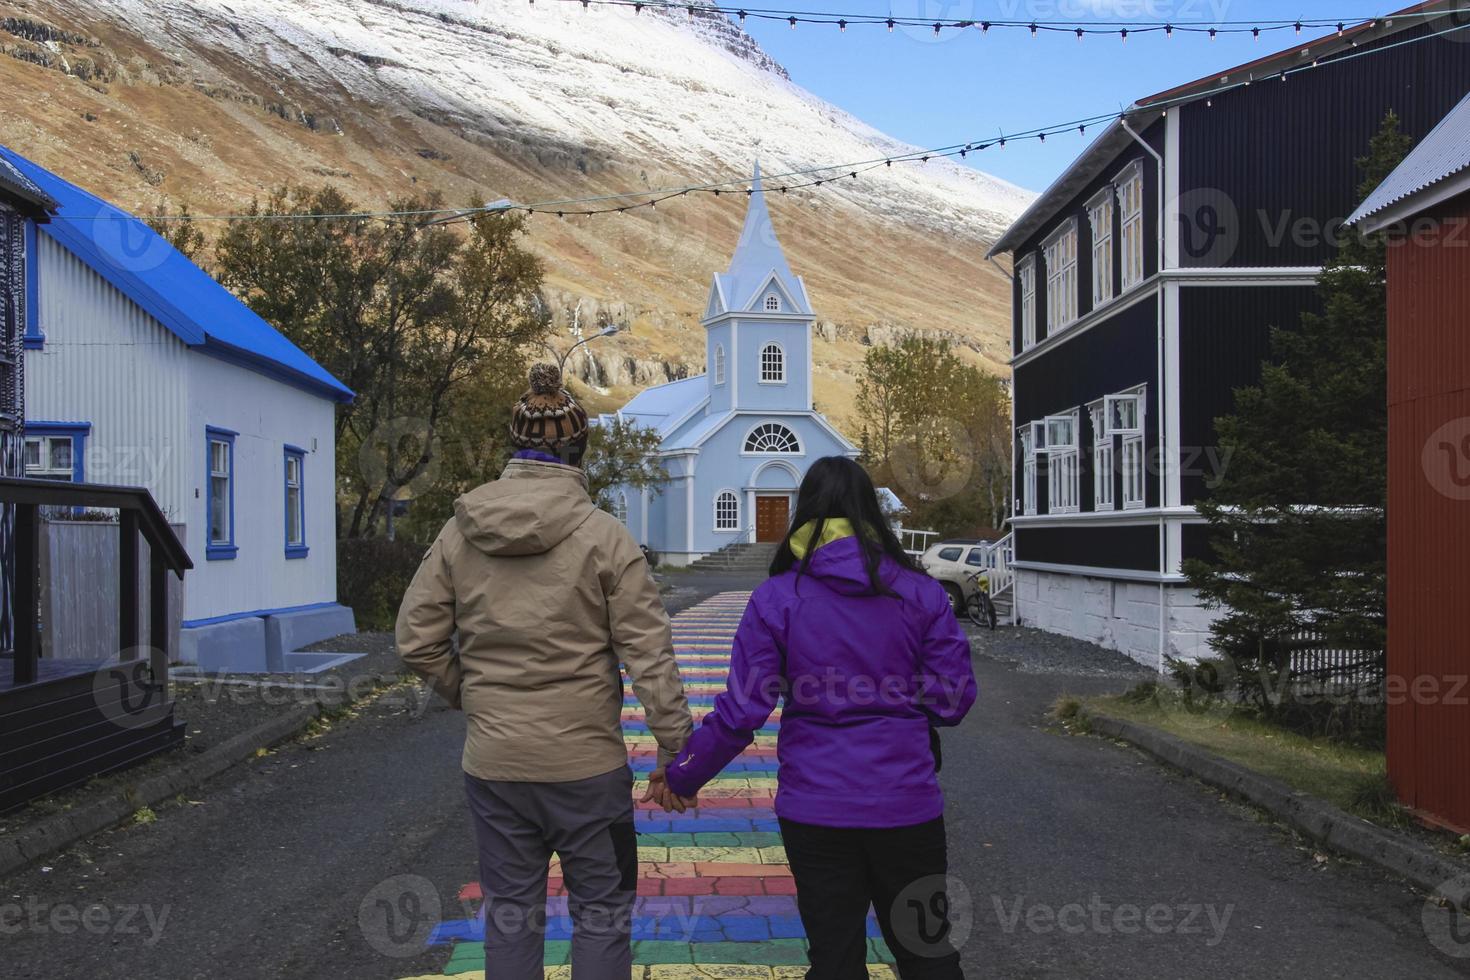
[755,495,791,544]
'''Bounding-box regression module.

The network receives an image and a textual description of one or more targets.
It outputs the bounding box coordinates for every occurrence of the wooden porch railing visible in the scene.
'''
[0,477,192,687]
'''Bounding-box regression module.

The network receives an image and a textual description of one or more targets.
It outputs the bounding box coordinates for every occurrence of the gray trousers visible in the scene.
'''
[464,766,638,980]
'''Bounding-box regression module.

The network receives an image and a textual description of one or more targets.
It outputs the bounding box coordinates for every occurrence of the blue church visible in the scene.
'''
[602,164,858,564]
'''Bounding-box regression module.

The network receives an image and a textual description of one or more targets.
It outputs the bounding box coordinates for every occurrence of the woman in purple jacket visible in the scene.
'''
[658,456,977,979]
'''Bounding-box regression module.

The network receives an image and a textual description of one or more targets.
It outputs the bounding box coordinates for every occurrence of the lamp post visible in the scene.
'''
[556,323,621,380]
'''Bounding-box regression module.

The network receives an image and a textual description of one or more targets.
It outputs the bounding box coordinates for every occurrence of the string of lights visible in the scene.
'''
[541,0,1460,43]
[96,14,1470,226]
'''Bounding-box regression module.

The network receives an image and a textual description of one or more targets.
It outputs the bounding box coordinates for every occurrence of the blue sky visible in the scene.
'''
[739,1,1412,191]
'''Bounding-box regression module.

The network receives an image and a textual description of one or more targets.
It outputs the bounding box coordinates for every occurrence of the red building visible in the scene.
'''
[1351,89,1470,833]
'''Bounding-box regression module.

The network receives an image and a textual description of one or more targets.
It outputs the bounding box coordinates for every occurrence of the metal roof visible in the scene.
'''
[0,144,352,402]
[1349,88,1470,227]
[0,154,55,212]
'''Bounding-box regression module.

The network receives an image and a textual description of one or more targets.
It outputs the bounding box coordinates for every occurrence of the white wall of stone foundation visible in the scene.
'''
[1013,569,1221,669]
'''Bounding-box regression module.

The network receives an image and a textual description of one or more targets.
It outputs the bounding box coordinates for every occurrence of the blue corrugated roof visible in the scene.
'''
[1349,89,1470,227]
[661,409,728,450]
[0,145,352,402]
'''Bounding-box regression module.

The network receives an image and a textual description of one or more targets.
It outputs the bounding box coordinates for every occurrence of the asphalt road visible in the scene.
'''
[2,571,1465,979]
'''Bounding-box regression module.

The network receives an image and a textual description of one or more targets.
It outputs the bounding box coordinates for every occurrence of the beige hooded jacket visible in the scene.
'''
[395,458,692,782]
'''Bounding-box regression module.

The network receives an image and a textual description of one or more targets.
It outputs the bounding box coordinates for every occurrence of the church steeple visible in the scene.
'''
[706,161,812,319]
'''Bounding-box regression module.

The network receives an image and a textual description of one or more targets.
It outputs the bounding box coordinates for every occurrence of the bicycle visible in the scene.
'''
[965,570,997,630]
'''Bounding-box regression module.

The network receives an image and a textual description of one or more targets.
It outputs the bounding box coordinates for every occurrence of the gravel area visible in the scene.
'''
[965,622,1159,679]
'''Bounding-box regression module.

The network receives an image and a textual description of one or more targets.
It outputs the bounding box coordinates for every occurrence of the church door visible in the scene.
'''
[755,495,790,544]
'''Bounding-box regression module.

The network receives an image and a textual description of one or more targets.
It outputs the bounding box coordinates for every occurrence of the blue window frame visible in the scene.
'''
[284,445,308,559]
[23,221,43,350]
[23,421,88,482]
[205,426,237,560]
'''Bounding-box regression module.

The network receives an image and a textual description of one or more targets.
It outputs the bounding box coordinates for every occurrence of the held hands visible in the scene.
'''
[642,767,698,813]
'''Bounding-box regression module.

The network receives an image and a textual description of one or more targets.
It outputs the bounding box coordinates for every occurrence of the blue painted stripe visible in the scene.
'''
[181,599,344,630]
[428,912,881,945]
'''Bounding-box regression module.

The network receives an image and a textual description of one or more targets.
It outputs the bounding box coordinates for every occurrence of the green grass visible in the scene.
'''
[1086,691,1393,822]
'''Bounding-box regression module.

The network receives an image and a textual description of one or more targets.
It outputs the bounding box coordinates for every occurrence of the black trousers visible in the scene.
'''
[780,816,965,980]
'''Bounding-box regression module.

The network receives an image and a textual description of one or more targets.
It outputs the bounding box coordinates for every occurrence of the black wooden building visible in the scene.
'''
[987,1,1470,666]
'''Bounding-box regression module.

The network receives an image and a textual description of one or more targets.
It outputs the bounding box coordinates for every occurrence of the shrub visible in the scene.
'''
[337,537,425,632]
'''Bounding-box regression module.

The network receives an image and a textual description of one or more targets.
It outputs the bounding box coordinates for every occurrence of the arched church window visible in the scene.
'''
[760,343,785,383]
[715,491,739,530]
[744,423,801,454]
[613,491,628,525]
[714,344,726,386]
[765,295,780,312]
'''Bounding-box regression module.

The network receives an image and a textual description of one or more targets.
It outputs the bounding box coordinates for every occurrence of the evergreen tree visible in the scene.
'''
[1184,114,1412,719]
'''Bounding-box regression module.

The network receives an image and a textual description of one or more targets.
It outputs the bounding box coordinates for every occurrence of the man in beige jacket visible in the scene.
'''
[396,363,692,980]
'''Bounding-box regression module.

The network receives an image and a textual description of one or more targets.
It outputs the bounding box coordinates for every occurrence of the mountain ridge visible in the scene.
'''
[0,0,1031,425]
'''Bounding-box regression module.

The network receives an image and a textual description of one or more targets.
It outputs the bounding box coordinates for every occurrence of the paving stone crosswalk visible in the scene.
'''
[400,592,895,979]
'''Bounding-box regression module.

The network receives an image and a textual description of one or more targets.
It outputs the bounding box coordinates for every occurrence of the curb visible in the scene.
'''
[1080,708,1469,896]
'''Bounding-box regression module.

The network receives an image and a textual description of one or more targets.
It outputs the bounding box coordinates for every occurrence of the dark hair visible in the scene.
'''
[769,456,923,594]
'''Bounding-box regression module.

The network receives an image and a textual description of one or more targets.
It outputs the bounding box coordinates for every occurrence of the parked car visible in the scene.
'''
[919,539,993,612]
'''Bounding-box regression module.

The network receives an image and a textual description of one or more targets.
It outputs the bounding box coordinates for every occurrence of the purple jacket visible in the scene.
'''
[664,536,977,828]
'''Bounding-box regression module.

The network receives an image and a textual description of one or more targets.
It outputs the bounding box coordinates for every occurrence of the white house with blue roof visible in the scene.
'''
[602,164,858,564]
[0,144,358,672]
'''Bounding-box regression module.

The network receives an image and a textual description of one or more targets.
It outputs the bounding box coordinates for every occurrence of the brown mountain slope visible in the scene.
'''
[0,0,1024,429]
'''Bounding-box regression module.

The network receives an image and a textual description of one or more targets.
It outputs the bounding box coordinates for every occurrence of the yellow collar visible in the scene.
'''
[787,518,857,559]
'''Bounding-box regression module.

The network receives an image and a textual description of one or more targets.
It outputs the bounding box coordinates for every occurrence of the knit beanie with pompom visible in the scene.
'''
[509,363,589,453]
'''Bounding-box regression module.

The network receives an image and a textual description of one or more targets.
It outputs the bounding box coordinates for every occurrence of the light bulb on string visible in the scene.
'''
[1209,28,1216,40]
[1295,22,1302,35]
[788,16,795,29]
[1165,24,1173,38]
[1252,27,1260,41]
[980,21,989,35]
[838,19,846,32]
[737,10,745,25]
[933,22,941,37]
[1120,28,1128,43]
[1076,28,1083,41]
[886,18,894,32]
[1029,22,1038,37]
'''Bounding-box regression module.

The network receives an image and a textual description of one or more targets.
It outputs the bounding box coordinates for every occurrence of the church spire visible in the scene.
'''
[713,160,811,316]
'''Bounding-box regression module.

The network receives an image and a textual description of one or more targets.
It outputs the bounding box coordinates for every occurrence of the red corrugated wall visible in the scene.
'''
[1386,190,1470,833]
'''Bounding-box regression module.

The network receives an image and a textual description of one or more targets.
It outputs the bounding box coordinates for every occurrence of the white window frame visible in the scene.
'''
[1117,160,1146,292]
[1044,410,1080,515]
[1018,255,1037,351]
[1121,435,1147,510]
[1086,187,1115,308]
[1105,386,1147,510]
[1104,390,1145,438]
[23,435,74,481]
[1089,402,1115,511]
[764,294,781,312]
[1043,218,1079,333]
[714,344,726,386]
[742,421,802,455]
[1019,423,1042,516]
[714,489,740,531]
[759,342,786,384]
[613,491,629,525]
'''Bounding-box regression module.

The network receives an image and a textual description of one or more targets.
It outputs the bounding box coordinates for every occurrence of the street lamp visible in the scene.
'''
[557,323,620,377]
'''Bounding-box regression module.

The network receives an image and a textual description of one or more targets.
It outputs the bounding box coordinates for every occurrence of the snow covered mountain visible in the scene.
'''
[0,0,1031,423]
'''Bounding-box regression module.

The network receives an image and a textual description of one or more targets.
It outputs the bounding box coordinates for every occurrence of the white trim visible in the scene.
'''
[1017,254,1038,352]
[1010,505,1205,526]
[1163,266,1323,284]
[1042,217,1080,334]
[739,271,804,317]
[1163,280,1181,509]
[713,487,741,532]
[684,408,858,455]
[740,419,803,456]
[1164,107,1181,272]
[705,273,729,318]
[1010,279,1157,368]
[758,341,787,385]
[730,321,739,409]
[749,458,803,488]
[1086,187,1115,309]
[640,488,650,546]
[1013,560,1188,584]
[1117,159,1146,292]
[713,344,726,386]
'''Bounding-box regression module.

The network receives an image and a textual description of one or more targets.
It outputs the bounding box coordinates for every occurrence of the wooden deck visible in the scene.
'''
[0,653,108,691]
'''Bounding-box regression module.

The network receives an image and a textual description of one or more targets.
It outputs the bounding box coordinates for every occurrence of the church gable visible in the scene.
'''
[704,273,728,319]
[738,270,804,316]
